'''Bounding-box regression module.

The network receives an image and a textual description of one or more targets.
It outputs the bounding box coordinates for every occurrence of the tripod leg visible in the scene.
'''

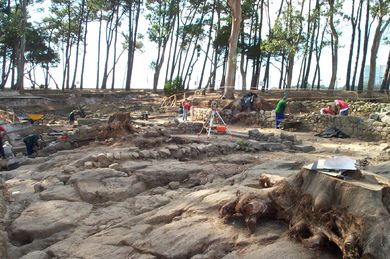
[216,111,227,125]
[207,111,215,138]
[215,111,231,135]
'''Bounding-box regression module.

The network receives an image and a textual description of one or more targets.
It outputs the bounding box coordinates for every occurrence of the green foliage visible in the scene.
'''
[146,0,179,44]
[163,76,184,96]
[261,11,304,58]
[213,24,231,49]
[236,140,248,149]
[25,25,59,66]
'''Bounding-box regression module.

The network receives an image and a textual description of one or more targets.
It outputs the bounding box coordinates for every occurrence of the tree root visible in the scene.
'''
[98,112,135,139]
[219,173,366,258]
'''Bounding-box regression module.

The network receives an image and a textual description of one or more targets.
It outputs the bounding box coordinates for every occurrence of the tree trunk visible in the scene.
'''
[199,1,215,89]
[367,1,389,91]
[65,1,72,90]
[80,9,90,90]
[223,0,241,99]
[262,54,270,91]
[278,55,285,89]
[169,16,180,82]
[15,0,28,91]
[125,0,141,91]
[351,1,363,91]
[240,48,247,91]
[380,50,390,92]
[345,0,358,91]
[328,0,338,91]
[101,6,116,90]
[357,0,370,93]
[302,0,318,89]
[44,30,54,89]
[71,0,86,89]
[111,4,120,90]
[286,54,294,89]
[96,12,103,89]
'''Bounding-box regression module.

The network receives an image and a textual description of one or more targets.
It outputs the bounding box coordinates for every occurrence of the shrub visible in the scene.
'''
[164,77,184,96]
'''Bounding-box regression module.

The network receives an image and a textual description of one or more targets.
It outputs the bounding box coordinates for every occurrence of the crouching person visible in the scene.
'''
[23,134,43,157]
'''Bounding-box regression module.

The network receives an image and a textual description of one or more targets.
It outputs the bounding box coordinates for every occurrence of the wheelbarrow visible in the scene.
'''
[18,113,45,124]
[279,115,302,130]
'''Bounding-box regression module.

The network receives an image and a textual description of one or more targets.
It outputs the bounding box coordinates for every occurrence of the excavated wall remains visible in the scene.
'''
[303,114,390,141]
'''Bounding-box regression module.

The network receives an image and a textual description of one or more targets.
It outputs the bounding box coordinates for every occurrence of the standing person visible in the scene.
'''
[182,98,192,121]
[334,100,350,116]
[23,134,42,156]
[275,96,291,129]
[69,110,78,125]
[0,124,6,159]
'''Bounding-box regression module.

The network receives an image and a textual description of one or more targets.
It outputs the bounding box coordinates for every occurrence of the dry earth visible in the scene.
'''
[0,101,389,259]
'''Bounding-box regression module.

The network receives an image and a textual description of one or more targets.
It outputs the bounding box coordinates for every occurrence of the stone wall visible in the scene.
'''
[288,100,389,115]
[191,108,390,142]
[303,114,390,142]
[190,107,274,127]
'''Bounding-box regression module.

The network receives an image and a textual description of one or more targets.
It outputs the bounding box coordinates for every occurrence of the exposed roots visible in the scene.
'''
[219,172,365,258]
[219,190,276,233]
[98,112,135,139]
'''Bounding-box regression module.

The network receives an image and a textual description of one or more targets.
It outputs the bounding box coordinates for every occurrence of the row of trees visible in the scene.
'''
[0,0,389,97]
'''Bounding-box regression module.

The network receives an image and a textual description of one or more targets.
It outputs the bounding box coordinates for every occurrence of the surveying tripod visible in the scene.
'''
[198,100,230,138]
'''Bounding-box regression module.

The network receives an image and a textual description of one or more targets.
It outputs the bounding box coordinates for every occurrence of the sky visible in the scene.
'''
[28,1,390,91]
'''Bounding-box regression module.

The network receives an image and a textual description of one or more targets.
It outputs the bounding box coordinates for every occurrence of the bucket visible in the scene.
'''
[216,125,227,133]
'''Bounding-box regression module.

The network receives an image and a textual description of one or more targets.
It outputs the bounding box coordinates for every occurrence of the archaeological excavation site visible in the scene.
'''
[0,90,390,259]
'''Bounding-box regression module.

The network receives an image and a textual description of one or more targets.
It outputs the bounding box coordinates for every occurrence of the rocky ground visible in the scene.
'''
[0,93,389,259]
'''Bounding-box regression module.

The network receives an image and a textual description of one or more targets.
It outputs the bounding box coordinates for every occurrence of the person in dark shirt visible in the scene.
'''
[69,110,78,125]
[0,125,6,159]
[23,134,42,156]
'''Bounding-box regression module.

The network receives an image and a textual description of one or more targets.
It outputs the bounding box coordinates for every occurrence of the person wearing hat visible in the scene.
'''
[275,96,291,129]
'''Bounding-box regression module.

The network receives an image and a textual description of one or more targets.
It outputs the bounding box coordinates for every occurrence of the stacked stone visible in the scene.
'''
[256,110,275,127]
[303,114,390,142]
[287,100,389,116]
[81,142,238,169]
[191,107,275,127]
[167,122,204,134]
[247,129,314,152]
[190,108,211,121]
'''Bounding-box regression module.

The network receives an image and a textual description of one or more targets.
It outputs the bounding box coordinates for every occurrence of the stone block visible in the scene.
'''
[84,161,94,169]
[139,150,151,159]
[292,144,315,153]
[159,149,171,157]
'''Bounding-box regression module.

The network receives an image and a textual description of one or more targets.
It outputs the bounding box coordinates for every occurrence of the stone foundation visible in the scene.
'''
[303,114,390,141]
[191,107,274,127]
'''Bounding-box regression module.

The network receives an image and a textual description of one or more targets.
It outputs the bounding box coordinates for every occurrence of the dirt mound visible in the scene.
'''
[97,112,135,139]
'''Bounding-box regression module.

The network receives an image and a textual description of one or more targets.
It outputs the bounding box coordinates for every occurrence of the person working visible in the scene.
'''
[69,110,78,125]
[23,134,43,156]
[182,98,192,121]
[0,125,6,159]
[275,96,291,129]
[320,105,336,115]
[334,100,350,116]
